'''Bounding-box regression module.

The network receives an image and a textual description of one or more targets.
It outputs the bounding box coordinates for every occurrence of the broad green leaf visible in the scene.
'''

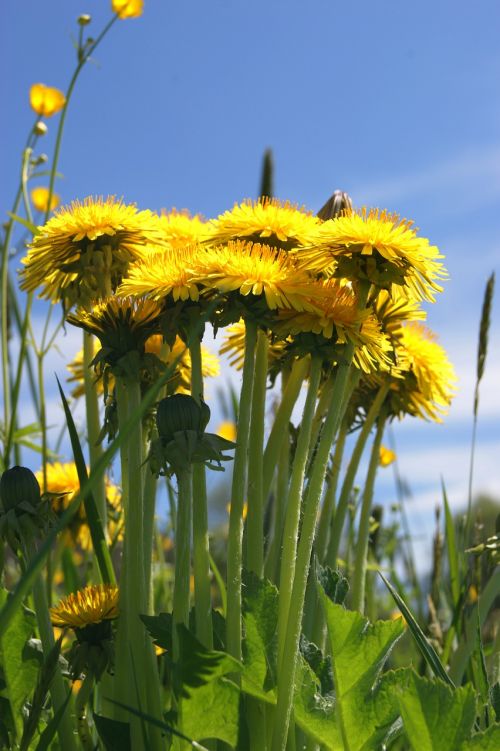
[0,589,38,739]
[395,671,476,751]
[318,585,405,751]
[460,724,500,750]
[182,677,239,746]
[93,713,131,751]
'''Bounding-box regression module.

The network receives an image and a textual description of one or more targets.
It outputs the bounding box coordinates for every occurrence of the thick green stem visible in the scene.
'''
[326,381,390,570]
[315,417,348,563]
[29,563,77,751]
[245,328,269,576]
[189,335,213,648]
[350,407,387,613]
[226,319,257,663]
[83,331,106,526]
[173,467,193,656]
[277,356,321,665]
[263,357,308,499]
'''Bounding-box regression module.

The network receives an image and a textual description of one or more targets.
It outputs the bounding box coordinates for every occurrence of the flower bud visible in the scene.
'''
[34,120,48,136]
[156,394,210,444]
[0,466,41,513]
[317,190,353,221]
[78,14,91,25]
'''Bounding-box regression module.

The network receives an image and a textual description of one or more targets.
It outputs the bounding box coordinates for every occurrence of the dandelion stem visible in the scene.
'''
[351,405,387,613]
[173,466,193,655]
[83,331,107,528]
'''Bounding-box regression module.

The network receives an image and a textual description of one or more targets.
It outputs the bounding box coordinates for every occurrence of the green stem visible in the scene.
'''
[143,459,158,613]
[75,673,95,750]
[173,467,193,657]
[245,328,269,576]
[326,381,390,570]
[262,356,308,499]
[350,407,387,613]
[189,335,213,648]
[226,318,257,663]
[83,331,106,526]
[28,552,77,751]
[315,417,348,562]
[277,356,321,665]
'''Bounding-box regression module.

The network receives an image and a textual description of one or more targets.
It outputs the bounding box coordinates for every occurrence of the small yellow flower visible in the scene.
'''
[379,445,396,467]
[50,585,119,629]
[217,421,237,442]
[31,187,60,213]
[112,0,144,19]
[29,84,66,117]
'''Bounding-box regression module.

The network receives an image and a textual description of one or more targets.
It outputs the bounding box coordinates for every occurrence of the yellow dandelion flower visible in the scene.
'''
[375,288,426,343]
[50,585,119,629]
[119,246,204,303]
[112,0,143,18]
[219,319,287,370]
[294,208,447,302]
[31,187,60,213]
[379,445,396,467]
[159,209,210,248]
[195,240,320,313]
[20,196,165,308]
[29,83,66,117]
[217,421,237,442]
[208,197,321,249]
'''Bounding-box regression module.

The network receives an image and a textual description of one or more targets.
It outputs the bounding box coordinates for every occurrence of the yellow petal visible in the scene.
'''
[31,187,60,213]
[29,83,66,117]
[112,0,144,18]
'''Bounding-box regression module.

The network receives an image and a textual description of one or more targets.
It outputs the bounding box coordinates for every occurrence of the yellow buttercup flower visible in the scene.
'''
[50,585,119,629]
[20,196,165,309]
[294,207,447,302]
[31,186,60,213]
[379,446,396,467]
[29,83,66,117]
[119,246,205,303]
[209,197,321,250]
[112,0,144,18]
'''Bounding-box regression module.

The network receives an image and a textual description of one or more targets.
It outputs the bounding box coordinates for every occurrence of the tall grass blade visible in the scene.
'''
[442,479,460,606]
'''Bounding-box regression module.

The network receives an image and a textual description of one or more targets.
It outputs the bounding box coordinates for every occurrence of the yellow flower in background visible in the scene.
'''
[50,585,119,629]
[119,246,204,303]
[379,445,396,467]
[29,83,66,117]
[217,421,237,442]
[112,0,144,18]
[159,209,211,247]
[31,186,60,213]
[209,197,321,249]
[20,196,165,308]
[294,207,447,302]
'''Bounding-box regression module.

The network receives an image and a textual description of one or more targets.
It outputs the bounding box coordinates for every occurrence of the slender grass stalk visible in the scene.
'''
[350,405,387,613]
[276,356,321,665]
[189,334,213,648]
[246,328,269,576]
[226,319,257,663]
[262,356,308,499]
[83,331,107,526]
[325,381,390,570]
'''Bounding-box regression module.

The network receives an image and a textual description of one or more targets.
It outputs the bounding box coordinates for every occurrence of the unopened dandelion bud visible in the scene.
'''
[0,466,41,513]
[37,153,49,164]
[156,394,209,444]
[34,120,48,136]
[317,190,353,221]
[78,14,91,25]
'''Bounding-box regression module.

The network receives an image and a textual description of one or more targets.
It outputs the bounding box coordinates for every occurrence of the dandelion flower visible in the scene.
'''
[217,421,237,442]
[29,83,65,117]
[208,198,321,249]
[31,187,60,213]
[119,246,204,303]
[20,196,165,308]
[50,585,119,629]
[159,209,210,247]
[379,446,396,467]
[112,0,144,18]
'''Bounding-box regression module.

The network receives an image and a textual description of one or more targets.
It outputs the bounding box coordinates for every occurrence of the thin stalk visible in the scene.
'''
[277,356,321,665]
[305,374,335,473]
[326,381,390,570]
[75,673,95,750]
[271,341,356,751]
[173,467,193,656]
[315,416,348,562]
[245,328,269,576]
[226,319,257,663]
[143,459,158,613]
[262,356,308,499]
[189,335,213,648]
[83,331,106,525]
[6,273,39,415]
[350,407,387,613]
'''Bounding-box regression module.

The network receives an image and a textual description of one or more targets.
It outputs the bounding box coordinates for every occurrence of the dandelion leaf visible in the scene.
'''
[181,676,240,746]
[460,723,500,750]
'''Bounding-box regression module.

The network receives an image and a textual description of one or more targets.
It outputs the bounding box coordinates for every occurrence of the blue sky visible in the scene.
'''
[2,1,500,557]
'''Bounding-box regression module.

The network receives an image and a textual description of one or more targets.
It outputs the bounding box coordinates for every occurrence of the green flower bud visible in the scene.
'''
[317,190,353,221]
[0,466,41,513]
[78,14,91,25]
[156,394,210,444]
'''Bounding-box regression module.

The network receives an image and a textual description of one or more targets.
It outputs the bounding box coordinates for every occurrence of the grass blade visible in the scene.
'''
[442,478,460,606]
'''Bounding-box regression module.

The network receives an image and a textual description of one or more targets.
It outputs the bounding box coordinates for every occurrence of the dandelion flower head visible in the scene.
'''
[50,585,119,629]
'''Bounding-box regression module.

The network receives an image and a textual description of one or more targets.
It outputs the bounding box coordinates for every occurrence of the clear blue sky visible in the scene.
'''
[2,1,500,551]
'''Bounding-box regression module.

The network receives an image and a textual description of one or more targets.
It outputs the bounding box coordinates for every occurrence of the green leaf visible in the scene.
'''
[93,713,131,751]
[318,584,405,751]
[316,560,349,605]
[7,212,40,235]
[379,571,454,687]
[33,691,72,751]
[395,671,476,751]
[0,589,38,740]
[460,724,500,750]
[182,677,239,746]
